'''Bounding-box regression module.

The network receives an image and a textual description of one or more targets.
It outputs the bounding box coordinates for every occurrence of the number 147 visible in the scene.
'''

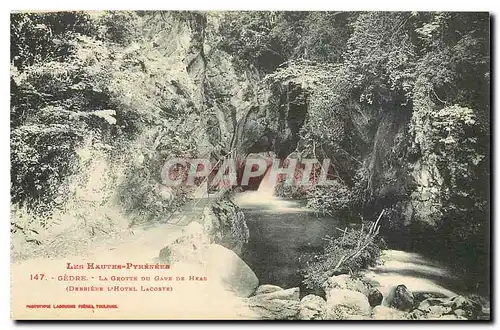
[30,274,45,280]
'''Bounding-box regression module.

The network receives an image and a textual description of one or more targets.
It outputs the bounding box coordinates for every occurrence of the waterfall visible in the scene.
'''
[256,166,275,197]
[234,155,302,212]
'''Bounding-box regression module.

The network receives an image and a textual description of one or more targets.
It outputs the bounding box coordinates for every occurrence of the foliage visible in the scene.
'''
[10,12,98,70]
[10,11,207,215]
[294,12,355,63]
[306,180,354,217]
[344,12,416,106]
[217,12,308,72]
[302,226,384,290]
[10,11,211,256]
[11,12,117,211]
[404,12,489,290]
[274,180,308,199]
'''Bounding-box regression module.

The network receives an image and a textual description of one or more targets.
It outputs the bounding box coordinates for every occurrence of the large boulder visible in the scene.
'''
[323,274,370,295]
[159,240,258,298]
[326,288,371,319]
[372,306,409,320]
[345,314,371,320]
[244,287,300,320]
[454,309,467,318]
[368,288,383,307]
[251,287,299,301]
[388,285,414,311]
[158,221,209,264]
[204,244,259,297]
[299,294,327,320]
[408,308,426,320]
[201,198,249,255]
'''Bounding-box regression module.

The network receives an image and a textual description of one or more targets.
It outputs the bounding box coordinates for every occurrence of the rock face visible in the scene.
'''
[389,285,414,311]
[244,287,300,320]
[368,288,383,307]
[299,295,327,320]
[205,47,300,158]
[201,198,249,255]
[325,288,371,319]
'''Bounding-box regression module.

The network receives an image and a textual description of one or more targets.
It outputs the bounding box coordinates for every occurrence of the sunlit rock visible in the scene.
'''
[323,274,370,295]
[299,294,327,320]
[253,284,284,296]
[325,288,371,319]
[243,287,300,320]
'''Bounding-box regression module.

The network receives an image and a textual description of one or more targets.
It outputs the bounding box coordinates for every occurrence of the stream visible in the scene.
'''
[235,191,341,291]
[234,190,464,300]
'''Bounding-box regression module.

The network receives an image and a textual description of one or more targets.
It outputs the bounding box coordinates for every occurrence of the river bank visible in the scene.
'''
[232,192,490,320]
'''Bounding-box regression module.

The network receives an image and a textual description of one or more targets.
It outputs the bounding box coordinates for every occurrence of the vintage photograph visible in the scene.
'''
[10,11,490,320]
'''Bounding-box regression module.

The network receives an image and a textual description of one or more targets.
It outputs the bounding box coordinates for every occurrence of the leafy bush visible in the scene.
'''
[217,12,307,72]
[274,180,308,199]
[306,179,355,218]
